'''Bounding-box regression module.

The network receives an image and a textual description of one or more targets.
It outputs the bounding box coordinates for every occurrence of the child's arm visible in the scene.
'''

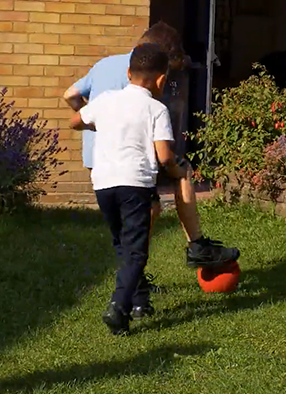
[70,99,98,131]
[70,111,95,131]
[154,108,187,179]
[155,140,187,179]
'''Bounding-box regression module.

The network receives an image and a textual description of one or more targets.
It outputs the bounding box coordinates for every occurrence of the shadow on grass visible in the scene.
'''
[0,342,215,393]
[0,206,180,352]
[133,260,286,334]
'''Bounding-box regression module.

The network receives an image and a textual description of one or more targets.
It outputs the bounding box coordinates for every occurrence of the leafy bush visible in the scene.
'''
[189,64,286,202]
[0,88,67,212]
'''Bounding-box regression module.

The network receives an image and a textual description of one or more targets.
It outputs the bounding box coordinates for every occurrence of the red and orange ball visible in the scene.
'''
[197,261,240,293]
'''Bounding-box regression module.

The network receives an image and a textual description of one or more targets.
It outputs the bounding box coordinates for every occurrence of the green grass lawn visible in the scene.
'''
[1,201,286,394]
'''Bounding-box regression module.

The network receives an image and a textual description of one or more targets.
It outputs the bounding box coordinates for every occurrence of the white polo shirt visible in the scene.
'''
[80,84,174,191]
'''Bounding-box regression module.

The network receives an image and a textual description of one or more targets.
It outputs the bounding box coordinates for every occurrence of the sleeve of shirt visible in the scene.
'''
[80,98,98,125]
[153,108,175,142]
[73,66,95,99]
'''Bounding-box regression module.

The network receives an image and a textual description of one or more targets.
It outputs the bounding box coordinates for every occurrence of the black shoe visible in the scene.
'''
[187,237,240,268]
[145,273,161,294]
[132,303,155,320]
[131,273,156,320]
[102,302,131,336]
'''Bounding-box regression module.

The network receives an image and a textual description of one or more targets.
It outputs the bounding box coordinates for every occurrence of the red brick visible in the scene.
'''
[62,0,90,2]
[40,118,58,129]
[14,87,44,98]
[106,5,135,15]
[59,98,69,108]
[58,119,71,128]
[61,14,89,24]
[0,33,27,43]
[14,65,44,76]
[74,66,90,78]
[0,11,28,21]
[45,3,75,13]
[120,16,148,26]
[90,15,120,25]
[45,45,74,55]
[74,46,105,56]
[13,22,43,33]
[40,192,95,205]
[136,6,149,16]
[74,25,104,35]
[44,109,72,119]
[0,0,13,10]
[58,130,81,140]
[60,34,89,45]
[45,66,75,77]
[30,76,59,87]
[29,34,59,44]
[71,170,90,182]
[89,35,120,45]
[30,13,60,24]
[63,140,82,150]
[104,26,140,36]
[15,1,45,12]
[20,108,43,118]
[0,65,13,75]
[29,55,59,65]
[121,0,149,4]
[91,0,120,3]
[106,46,133,55]
[14,43,44,54]
[59,76,78,88]
[55,182,92,193]
[70,150,83,161]
[60,56,94,66]
[0,54,28,64]
[44,87,65,97]
[3,87,13,97]
[44,24,75,34]
[75,4,105,14]
[0,76,29,86]
[13,98,28,108]
[0,22,12,31]
[29,98,58,108]
[0,43,12,54]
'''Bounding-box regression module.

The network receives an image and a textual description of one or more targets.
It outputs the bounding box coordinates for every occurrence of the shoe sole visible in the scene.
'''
[187,250,240,269]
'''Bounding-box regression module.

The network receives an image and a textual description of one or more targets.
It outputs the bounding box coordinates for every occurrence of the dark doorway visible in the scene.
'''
[150,0,212,168]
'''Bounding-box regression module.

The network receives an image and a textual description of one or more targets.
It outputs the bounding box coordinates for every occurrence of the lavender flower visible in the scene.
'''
[0,88,67,211]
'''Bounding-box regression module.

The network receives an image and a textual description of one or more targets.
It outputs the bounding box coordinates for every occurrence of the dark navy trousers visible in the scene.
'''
[96,186,152,313]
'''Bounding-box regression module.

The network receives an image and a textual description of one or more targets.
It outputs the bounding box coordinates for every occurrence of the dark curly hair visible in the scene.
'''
[130,43,169,76]
[138,21,189,70]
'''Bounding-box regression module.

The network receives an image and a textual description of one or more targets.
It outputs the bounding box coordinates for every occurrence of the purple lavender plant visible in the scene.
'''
[0,88,67,211]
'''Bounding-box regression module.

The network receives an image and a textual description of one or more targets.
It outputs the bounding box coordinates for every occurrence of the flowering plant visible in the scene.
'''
[189,64,286,202]
[0,88,67,212]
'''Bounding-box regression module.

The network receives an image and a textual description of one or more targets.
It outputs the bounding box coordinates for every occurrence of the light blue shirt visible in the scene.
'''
[74,53,131,168]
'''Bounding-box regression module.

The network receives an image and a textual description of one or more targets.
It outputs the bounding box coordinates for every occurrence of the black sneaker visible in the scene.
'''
[145,273,161,294]
[187,237,240,268]
[131,273,156,320]
[102,302,131,336]
[132,303,155,320]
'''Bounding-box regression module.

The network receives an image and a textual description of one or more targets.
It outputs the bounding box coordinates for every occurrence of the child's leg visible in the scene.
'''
[95,188,123,262]
[113,186,152,313]
[99,186,152,334]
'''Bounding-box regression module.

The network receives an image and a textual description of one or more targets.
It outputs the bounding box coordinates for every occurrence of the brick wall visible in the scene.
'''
[0,0,150,205]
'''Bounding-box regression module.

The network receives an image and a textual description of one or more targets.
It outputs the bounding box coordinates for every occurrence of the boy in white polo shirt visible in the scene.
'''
[70,44,187,335]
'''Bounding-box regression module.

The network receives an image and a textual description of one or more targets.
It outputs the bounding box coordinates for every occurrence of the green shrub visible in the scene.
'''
[190,64,286,202]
